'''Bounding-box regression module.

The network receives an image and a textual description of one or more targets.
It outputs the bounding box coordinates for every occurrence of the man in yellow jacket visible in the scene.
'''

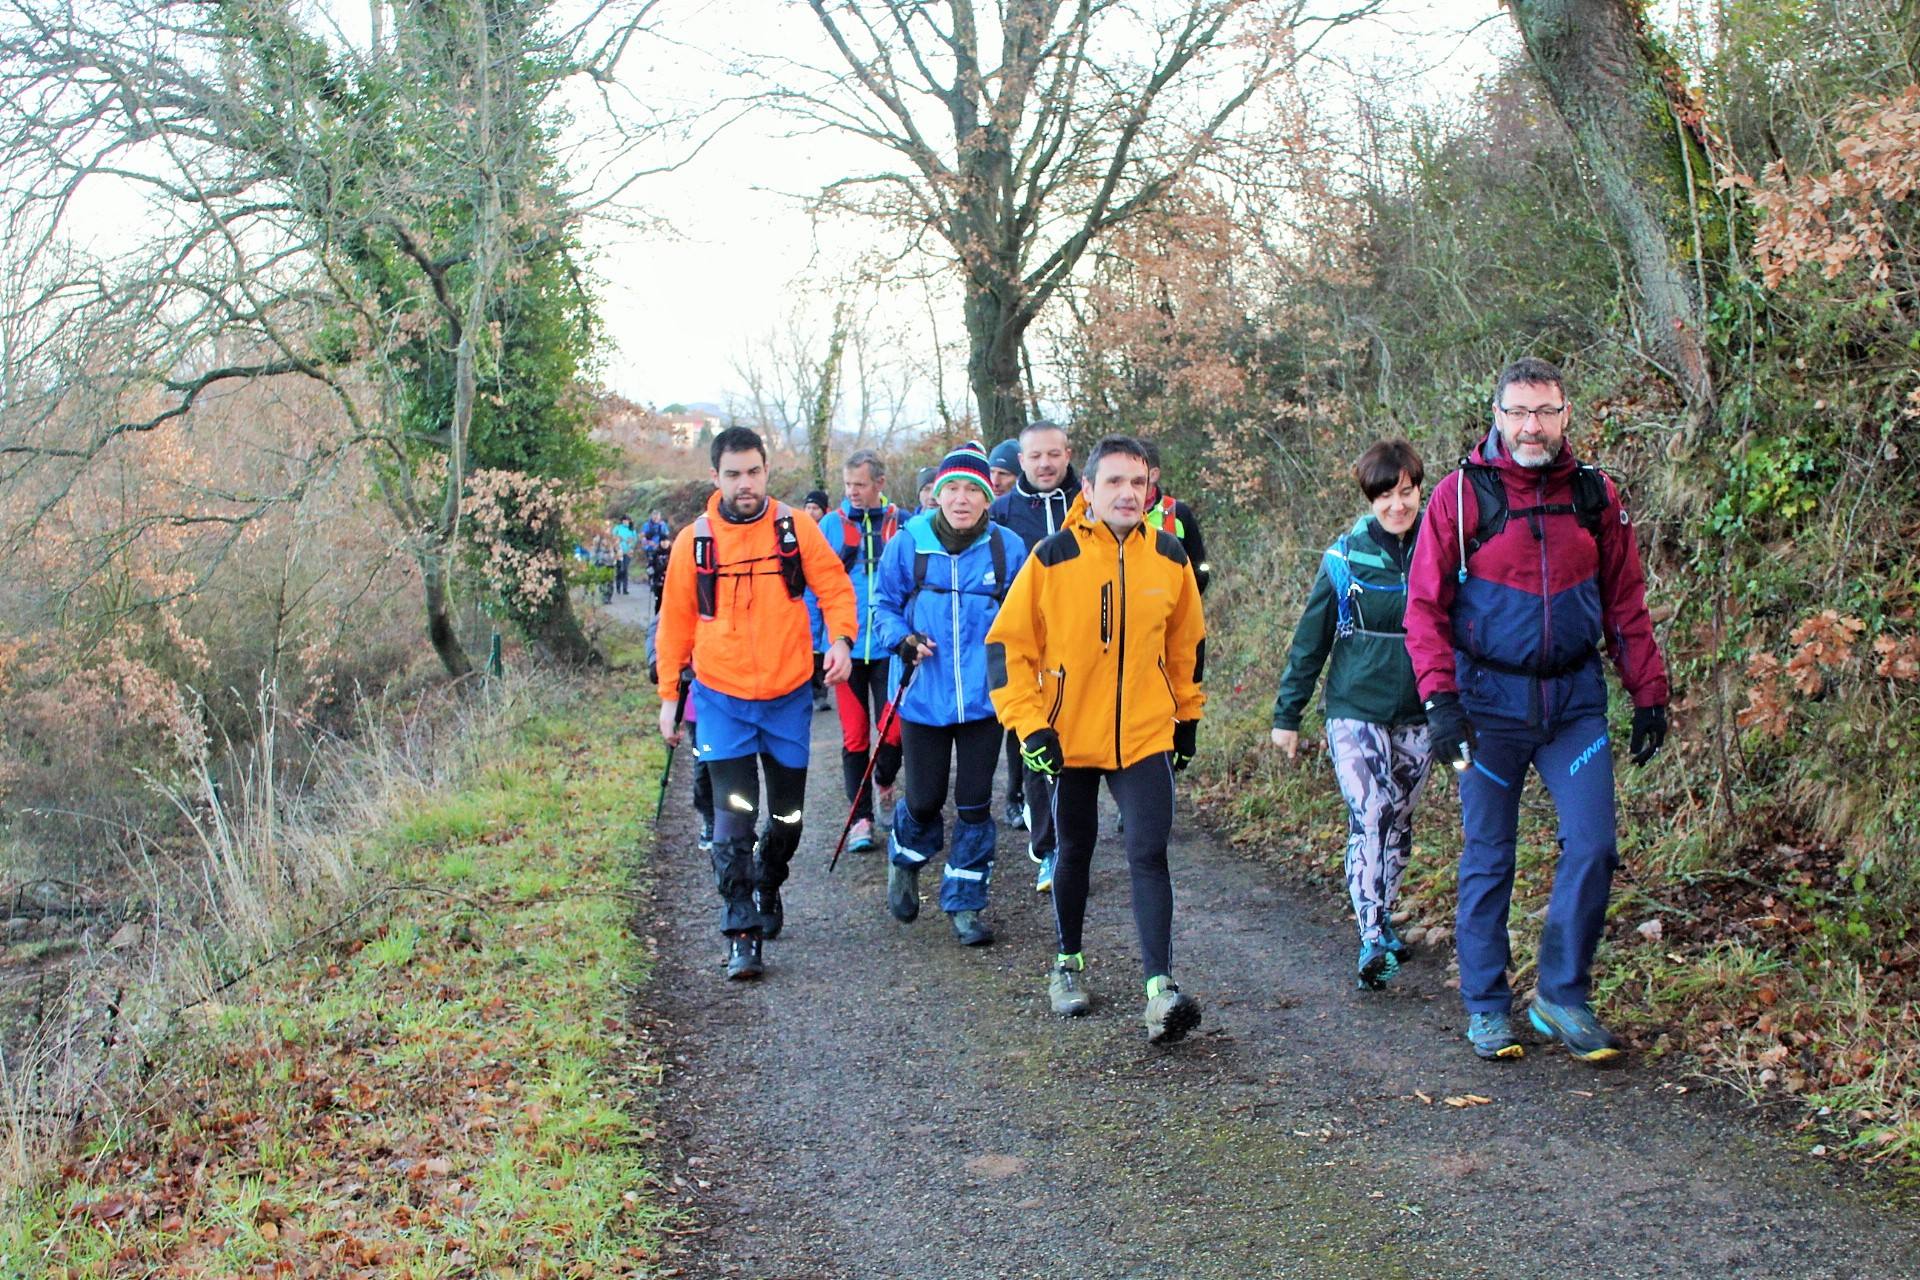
[986,435,1207,1042]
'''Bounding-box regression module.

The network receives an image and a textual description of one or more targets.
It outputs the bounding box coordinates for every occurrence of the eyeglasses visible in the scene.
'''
[1497,404,1569,422]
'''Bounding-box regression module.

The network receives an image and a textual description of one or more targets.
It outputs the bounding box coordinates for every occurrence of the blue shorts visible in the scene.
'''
[692,680,813,770]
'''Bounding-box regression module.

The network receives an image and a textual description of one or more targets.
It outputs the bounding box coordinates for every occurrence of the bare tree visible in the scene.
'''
[767,0,1379,438]
[0,0,684,675]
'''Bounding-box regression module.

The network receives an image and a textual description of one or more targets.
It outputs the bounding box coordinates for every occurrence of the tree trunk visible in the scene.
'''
[1507,0,1716,419]
[964,285,1026,440]
[528,592,601,667]
[421,558,473,677]
[810,304,849,488]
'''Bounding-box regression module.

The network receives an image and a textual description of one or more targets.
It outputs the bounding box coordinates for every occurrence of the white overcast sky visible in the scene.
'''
[591,0,1522,414]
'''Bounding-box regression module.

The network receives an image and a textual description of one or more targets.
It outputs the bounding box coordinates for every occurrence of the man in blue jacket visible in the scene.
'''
[989,420,1080,892]
[817,450,906,852]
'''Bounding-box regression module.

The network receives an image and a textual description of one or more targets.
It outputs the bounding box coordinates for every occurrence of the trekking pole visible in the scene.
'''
[654,672,692,823]
[827,659,917,873]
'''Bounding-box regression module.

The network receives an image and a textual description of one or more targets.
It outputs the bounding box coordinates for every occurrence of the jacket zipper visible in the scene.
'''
[949,555,964,720]
[1536,473,1551,727]
[1048,666,1067,725]
[1114,528,1128,769]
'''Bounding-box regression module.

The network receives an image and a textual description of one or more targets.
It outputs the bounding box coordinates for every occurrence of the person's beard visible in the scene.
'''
[724,491,764,519]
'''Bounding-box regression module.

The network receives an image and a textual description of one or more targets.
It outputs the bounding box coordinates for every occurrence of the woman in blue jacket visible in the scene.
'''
[873,443,1027,946]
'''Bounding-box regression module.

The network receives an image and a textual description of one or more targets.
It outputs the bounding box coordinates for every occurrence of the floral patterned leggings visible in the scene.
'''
[1326,719,1434,944]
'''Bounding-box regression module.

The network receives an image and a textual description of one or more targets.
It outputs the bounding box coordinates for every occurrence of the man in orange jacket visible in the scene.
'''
[987,434,1207,1042]
[657,427,858,980]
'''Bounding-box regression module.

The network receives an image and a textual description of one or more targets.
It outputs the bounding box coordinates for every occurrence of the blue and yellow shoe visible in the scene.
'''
[1034,850,1057,894]
[1382,920,1409,962]
[1357,937,1399,989]
[1467,1011,1525,1061]
[1528,995,1624,1064]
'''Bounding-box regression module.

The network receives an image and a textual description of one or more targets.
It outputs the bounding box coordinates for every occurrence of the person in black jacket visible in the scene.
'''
[1139,439,1211,594]
[988,419,1081,890]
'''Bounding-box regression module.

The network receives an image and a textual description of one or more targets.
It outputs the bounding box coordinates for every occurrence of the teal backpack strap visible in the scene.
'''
[1323,535,1356,639]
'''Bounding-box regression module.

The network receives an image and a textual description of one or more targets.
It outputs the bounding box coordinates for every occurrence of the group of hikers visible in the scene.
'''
[650,355,1669,1063]
[582,511,673,607]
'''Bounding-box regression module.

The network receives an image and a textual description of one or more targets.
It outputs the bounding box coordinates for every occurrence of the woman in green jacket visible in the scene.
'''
[1271,440,1433,989]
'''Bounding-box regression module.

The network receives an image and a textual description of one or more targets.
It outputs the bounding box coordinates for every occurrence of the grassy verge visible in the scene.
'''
[0,674,673,1277]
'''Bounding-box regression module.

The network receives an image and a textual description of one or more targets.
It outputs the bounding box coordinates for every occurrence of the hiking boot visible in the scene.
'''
[1467,1011,1524,1061]
[950,910,993,947]
[847,819,876,853]
[887,862,920,922]
[1529,995,1624,1064]
[1048,957,1091,1017]
[1004,799,1026,831]
[724,935,764,981]
[1033,850,1057,894]
[1357,937,1399,990]
[755,886,783,940]
[1383,920,1409,962]
[1143,978,1201,1044]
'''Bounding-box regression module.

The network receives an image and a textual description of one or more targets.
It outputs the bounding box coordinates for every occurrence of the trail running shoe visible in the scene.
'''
[950,910,994,947]
[847,819,875,854]
[755,886,783,940]
[1467,1011,1524,1061]
[1048,957,1091,1017]
[724,935,764,981]
[1357,937,1399,990]
[1143,978,1201,1044]
[1004,800,1026,831]
[1383,920,1409,962]
[1034,850,1057,894]
[1529,995,1624,1064]
[874,785,895,828]
[887,862,920,922]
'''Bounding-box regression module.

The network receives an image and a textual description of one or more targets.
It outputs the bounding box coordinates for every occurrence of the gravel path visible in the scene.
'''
[628,652,1919,1278]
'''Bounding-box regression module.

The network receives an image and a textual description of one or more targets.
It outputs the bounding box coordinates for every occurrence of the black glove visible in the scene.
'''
[1630,704,1668,767]
[1423,693,1477,771]
[1021,727,1065,777]
[896,633,930,665]
[1171,720,1198,772]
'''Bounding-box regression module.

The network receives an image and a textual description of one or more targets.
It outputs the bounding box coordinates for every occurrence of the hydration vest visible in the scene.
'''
[1144,493,1184,539]
[692,503,807,620]
[1323,532,1407,639]
[1453,459,1611,585]
[835,505,900,572]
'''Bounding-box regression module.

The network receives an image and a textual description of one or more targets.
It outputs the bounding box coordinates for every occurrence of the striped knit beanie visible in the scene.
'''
[932,441,993,498]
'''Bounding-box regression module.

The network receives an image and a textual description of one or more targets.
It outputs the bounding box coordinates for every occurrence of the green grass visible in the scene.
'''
[1,675,677,1278]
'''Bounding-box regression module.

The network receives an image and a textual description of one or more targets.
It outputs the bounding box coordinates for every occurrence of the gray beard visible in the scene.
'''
[1514,441,1562,469]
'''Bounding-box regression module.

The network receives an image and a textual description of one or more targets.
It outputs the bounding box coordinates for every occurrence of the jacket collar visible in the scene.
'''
[1015,463,1079,501]
[1472,425,1579,481]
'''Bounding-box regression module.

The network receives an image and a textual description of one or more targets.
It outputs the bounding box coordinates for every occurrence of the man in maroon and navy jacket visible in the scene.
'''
[1405,356,1669,1066]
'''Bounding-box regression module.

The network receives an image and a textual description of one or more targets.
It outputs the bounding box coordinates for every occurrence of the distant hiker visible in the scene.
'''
[1270,440,1433,990]
[817,452,907,852]
[1405,356,1669,1063]
[1138,440,1212,594]
[987,439,1021,497]
[802,488,833,712]
[656,427,858,980]
[916,465,938,512]
[873,442,1028,947]
[641,510,672,611]
[589,530,616,604]
[988,434,1207,1043]
[613,515,638,596]
[988,419,1080,892]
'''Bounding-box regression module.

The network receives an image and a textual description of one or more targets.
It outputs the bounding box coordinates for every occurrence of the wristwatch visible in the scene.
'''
[834,634,855,649]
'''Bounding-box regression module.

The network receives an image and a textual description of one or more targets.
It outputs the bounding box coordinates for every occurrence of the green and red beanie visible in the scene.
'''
[933,441,994,499]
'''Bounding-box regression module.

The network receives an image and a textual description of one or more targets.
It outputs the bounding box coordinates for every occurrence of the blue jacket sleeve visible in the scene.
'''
[872,535,914,655]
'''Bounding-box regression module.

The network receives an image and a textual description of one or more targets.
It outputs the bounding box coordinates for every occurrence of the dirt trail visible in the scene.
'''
[629,662,1919,1278]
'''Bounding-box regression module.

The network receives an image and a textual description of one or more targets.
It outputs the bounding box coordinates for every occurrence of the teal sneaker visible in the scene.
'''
[1467,1011,1525,1061]
[1382,920,1409,962]
[1034,850,1057,894]
[1528,995,1624,1064]
[1356,937,1399,990]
